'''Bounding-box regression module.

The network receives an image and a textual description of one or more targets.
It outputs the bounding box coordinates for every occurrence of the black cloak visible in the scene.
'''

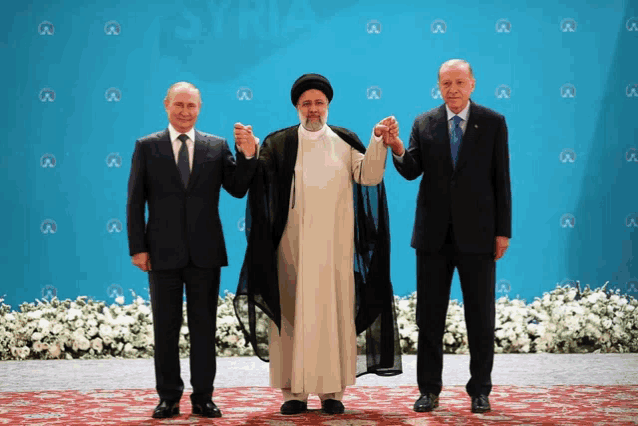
[234,124,402,377]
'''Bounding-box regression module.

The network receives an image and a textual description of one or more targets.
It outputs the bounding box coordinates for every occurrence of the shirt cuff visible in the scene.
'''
[392,150,405,162]
[372,131,384,144]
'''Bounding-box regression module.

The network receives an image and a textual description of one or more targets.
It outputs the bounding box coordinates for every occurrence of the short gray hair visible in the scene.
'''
[165,82,201,104]
[438,59,474,81]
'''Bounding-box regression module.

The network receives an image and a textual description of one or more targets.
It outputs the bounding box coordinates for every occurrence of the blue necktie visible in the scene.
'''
[177,134,190,188]
[450,115,463,167]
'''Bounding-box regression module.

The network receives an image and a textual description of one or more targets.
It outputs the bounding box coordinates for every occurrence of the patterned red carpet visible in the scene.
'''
[2,385,637,425]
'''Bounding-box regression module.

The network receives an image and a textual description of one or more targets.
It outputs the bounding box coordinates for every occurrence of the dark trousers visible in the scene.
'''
[149,264,220,402]
[416,225,495,397]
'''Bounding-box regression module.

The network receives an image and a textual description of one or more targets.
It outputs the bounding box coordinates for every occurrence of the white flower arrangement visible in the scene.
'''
[1,283,636,360]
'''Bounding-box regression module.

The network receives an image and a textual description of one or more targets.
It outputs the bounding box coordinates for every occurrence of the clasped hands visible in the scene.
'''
[374,116,404,156]
[233,123,258,157]
[236,118,404,157]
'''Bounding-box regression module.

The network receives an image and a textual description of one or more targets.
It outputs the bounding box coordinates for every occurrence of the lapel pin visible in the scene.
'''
[474,124,478,129]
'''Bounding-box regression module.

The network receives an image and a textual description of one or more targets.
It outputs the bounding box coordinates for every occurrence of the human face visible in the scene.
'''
[296,89,329,131]
[164,88,201,133]
[438,64,475,114]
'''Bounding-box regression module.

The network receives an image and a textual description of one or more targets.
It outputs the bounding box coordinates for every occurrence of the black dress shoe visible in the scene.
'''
[280,400,308,415]
[321,399,344,415]
[413,393,439,412]
[152,399,180,419]
[192,400,222,418]
[471,395,491,413]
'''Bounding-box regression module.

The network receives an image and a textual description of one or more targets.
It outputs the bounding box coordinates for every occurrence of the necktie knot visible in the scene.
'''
[178,134,189,143]
[452,115,463,127]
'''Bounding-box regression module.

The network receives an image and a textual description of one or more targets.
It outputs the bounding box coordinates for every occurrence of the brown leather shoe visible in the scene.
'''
[152,399,179,419]
[414,393,439,412]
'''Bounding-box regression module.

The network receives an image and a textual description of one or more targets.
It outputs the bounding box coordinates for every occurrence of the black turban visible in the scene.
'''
[290,73,333,106]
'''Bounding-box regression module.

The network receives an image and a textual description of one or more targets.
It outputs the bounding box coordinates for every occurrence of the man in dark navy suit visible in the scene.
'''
[387,59,512,414]
[126,82,258,419]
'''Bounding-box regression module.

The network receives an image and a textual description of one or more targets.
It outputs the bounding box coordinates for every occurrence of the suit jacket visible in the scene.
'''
[127,129,257,270]
[393,102,512,253]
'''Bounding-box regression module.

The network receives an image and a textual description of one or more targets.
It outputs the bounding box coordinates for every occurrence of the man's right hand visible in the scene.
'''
[132,252,151,272]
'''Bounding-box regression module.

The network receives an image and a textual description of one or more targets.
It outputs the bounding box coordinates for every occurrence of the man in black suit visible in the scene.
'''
[126,82,258,419]
[387,59,512,413]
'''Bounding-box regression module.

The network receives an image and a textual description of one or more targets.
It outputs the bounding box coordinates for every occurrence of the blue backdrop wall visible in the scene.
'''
[1,0,637,308]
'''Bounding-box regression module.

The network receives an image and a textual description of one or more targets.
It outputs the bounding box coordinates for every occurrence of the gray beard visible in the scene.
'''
[298,110,328,132]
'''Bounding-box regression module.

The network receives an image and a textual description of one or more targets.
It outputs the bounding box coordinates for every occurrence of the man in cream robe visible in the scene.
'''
[234,73,403,415]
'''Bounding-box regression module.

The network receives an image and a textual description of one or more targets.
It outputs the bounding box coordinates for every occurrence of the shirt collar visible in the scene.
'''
[168,124,196,143]
[445,100,471,122]
[298,122,328,140]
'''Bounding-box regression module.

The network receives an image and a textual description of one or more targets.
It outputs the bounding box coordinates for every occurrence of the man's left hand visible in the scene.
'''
[495,236,509,260]
[234,122,257,157]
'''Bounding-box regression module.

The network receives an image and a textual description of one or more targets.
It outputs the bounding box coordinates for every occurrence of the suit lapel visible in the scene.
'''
[156,129,185,187]
[431,105,453,172]
[187,131,209,192]
[453,102,479,175]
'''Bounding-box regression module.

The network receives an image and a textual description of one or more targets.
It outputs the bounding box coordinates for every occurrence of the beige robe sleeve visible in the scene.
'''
[351,131,389,186]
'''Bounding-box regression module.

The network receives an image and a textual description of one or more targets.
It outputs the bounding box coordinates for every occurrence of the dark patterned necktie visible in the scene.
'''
[450,115,463,167]
[177,134,190,188]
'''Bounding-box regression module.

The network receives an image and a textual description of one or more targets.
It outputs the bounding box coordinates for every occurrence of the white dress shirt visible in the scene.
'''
[445,100,471,136]
[168,124,195,170]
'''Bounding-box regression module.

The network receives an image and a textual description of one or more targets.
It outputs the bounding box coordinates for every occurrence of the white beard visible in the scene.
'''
[298,109,328,132]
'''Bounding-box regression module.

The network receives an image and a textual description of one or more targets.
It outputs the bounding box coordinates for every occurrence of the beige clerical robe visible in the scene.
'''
[268,124,388,396]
